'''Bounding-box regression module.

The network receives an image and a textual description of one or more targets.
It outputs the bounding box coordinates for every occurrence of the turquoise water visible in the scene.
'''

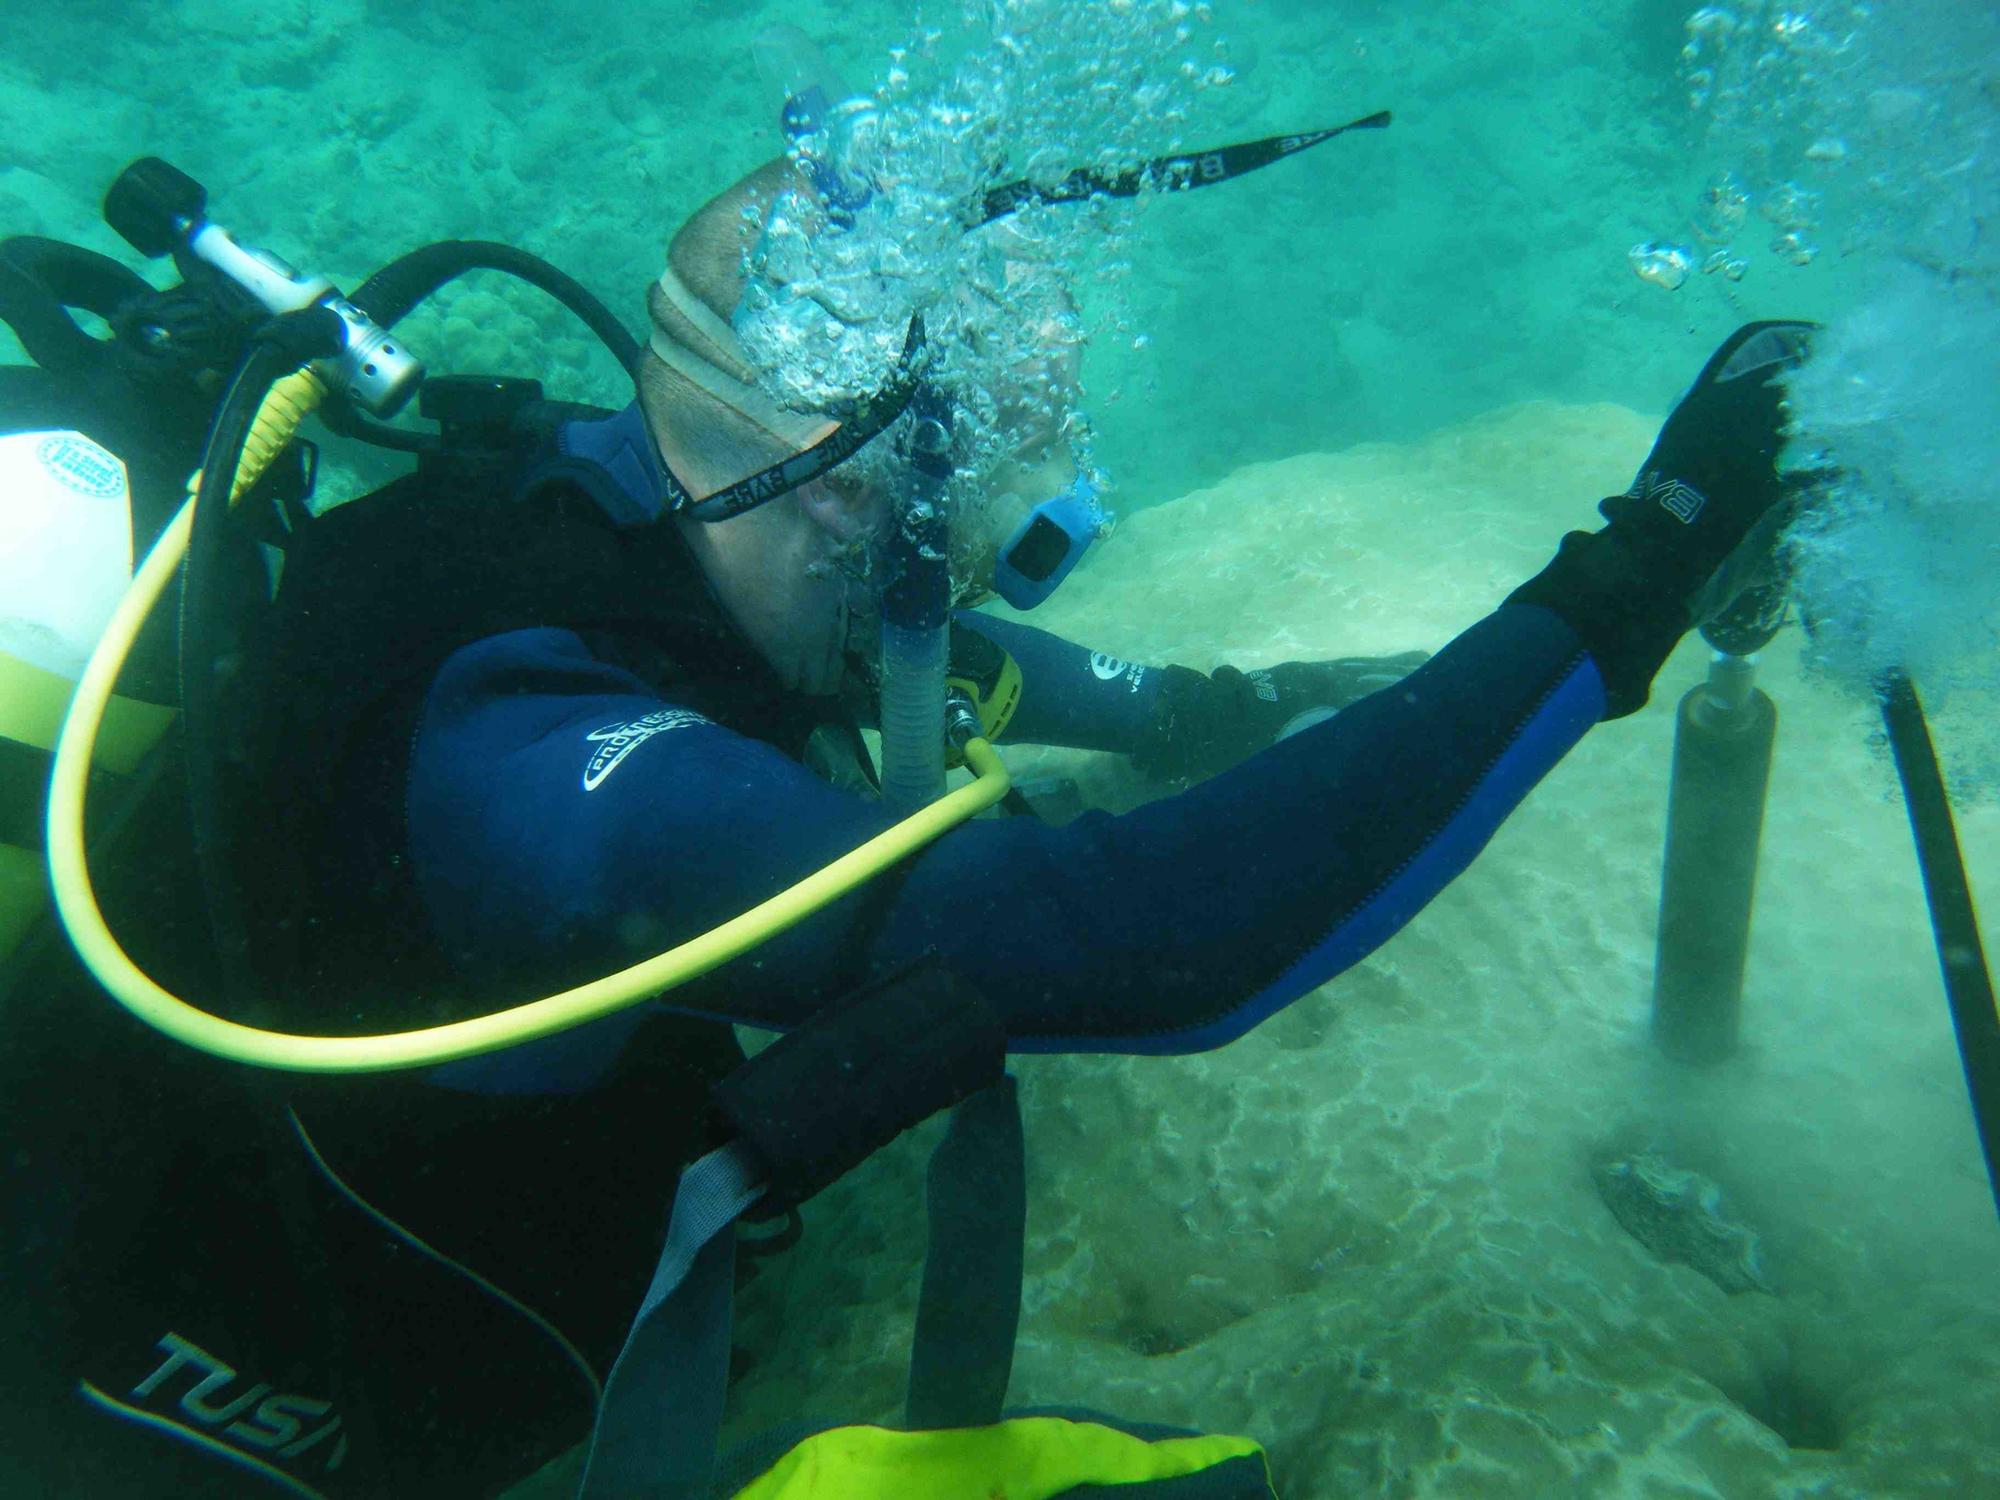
[2,0,1828,497]
[6,1,1997,1495]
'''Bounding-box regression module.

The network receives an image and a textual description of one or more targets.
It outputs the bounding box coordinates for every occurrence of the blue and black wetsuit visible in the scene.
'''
[10,393,1613,1499]
[17,310,1799,1494]
[405,602,1602,1092]
[366,403,1612,1095]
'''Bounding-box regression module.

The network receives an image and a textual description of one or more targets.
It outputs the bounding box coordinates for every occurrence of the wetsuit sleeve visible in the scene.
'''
[952,609,1163,752]
[888,604,1604,1051]
[406,605,1603,1080]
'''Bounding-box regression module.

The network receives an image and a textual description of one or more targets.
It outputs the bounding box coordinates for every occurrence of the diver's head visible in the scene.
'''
[640,149,1102,695]
[638,164,889,695]
[640,350,885,700]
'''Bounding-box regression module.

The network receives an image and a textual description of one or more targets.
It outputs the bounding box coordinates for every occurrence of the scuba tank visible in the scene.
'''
[0,430,173,959]
[0,224,294,970]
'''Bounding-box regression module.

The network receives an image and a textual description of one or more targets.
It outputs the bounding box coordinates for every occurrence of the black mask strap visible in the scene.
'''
[662,108,1391,522]
[977,109,1391,225]
[670,316,929,523]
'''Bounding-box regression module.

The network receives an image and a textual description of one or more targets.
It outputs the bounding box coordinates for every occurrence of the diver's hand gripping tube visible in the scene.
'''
[104,158,422,417]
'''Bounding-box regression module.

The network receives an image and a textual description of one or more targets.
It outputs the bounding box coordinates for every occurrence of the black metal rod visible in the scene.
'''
[1877,669,2000,1222]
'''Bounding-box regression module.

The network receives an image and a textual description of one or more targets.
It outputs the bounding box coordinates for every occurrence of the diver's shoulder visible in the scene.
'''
[428,627,643,702]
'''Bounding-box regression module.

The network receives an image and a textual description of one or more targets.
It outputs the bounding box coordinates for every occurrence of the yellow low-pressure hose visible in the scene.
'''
[46,369,1011,1074]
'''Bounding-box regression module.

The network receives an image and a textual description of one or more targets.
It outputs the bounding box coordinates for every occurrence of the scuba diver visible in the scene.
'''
[0,52,1818,1500]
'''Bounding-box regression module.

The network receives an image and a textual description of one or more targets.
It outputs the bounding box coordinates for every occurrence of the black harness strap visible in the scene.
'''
[905,1074,1025,1430]
[582,959,1023,1498]
[708,958,1007,1218]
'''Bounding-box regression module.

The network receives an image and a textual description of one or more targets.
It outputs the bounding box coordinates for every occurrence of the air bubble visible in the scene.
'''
[1760,180,1821,231]
[729,0,1224,539]
[1630,241,1696,290]
[1770,231,1818,265]
[1692,170,1749,242]
[1686,6,1739,41]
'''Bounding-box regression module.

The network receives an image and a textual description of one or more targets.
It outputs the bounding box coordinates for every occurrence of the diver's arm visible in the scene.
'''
[409,322,1810,1077]
[882,603,1600,1050]
[955,609,1426,773]
[405,627,905,1040]
[952,610,1165,752]
[404,609,1598,1069]
[901,316,1817,1047]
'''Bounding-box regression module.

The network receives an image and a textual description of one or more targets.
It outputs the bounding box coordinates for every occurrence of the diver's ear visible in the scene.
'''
[795,476,880,546]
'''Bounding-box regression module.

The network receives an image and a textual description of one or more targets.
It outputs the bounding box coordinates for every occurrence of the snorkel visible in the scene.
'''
[875,393,954,810]
[751,24,958,811]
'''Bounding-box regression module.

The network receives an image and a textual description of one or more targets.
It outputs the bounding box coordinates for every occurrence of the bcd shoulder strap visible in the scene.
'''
[580,955,1021,1499]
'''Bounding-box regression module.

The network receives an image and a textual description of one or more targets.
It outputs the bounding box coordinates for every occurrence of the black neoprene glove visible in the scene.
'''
[1506,320,1817,718]
[1134,652,1430,783]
